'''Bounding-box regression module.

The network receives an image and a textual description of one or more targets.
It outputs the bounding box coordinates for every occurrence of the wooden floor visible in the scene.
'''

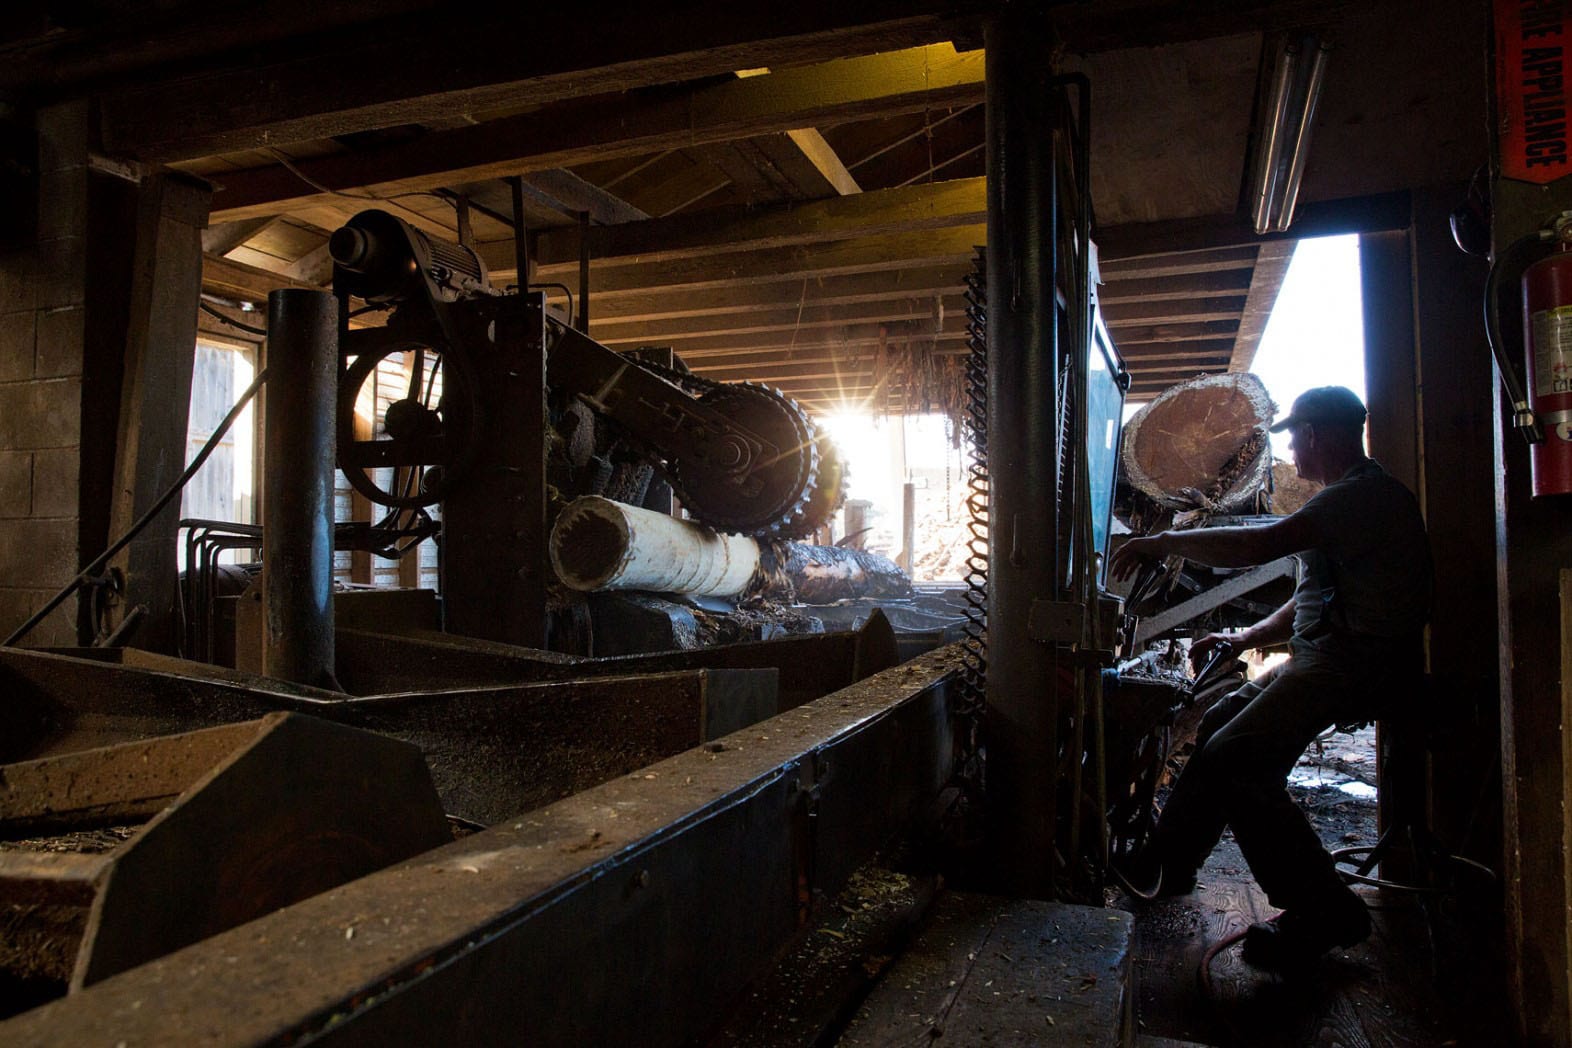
[1121,833,1509,1047]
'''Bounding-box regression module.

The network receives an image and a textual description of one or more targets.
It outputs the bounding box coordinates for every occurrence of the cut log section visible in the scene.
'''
[1120,372,1276,512]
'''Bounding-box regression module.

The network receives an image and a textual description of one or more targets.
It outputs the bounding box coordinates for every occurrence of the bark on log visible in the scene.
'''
[550,496,914,604]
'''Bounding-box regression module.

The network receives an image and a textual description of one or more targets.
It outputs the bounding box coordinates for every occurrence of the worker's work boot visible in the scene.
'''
[1240,891,1371,972]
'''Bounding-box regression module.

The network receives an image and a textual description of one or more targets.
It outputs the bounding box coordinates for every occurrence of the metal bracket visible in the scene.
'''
[1132,556,1295,647]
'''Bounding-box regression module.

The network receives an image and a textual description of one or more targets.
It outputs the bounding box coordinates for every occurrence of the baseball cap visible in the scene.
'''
[1269,386,1368,432]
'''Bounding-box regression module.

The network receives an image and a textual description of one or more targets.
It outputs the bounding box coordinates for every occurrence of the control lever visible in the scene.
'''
[1185,639,1241,702]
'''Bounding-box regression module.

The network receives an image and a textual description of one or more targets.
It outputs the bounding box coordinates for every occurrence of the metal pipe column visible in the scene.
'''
[262,289,339,689]
[983,7,1064,897]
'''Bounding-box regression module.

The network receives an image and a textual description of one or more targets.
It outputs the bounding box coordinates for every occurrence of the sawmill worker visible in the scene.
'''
[1106,385,1432,973]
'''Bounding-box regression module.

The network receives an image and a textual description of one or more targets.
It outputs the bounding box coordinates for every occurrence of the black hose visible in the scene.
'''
[529,281,574,322]
[3,367,270,647]
[199,300,268,336]
[1484,231,1550,444]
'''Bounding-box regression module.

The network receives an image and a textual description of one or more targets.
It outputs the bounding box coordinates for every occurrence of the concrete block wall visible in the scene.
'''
[0,103,89,646]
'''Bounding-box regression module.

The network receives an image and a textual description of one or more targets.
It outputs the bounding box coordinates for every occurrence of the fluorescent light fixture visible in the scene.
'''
[1250,36,1332,234]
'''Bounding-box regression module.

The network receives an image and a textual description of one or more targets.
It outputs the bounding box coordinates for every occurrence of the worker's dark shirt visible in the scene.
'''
[1286,458,1431,659]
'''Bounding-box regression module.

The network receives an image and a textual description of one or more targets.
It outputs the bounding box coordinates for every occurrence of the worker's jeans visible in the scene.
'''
[1152,640,1407,913]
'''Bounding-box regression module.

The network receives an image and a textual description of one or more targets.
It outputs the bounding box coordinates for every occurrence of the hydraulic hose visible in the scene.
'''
[1484,230,1551,444]
[3,367,270,647]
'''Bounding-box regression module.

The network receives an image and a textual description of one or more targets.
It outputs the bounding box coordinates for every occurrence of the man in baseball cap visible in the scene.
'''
[1109,384,1431,972]
[1269,385,1369,435]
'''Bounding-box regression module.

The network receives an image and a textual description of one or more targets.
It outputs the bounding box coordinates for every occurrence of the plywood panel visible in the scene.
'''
[1064,32,1261,225]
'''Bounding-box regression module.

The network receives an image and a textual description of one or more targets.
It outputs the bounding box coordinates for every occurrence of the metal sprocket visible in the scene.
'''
[668,382,826,539]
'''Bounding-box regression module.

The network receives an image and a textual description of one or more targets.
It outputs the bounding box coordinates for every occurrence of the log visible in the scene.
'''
[768,545,913,605]
[1120,371,1275,512]
[549,496,913,604]
[550,497,761,597]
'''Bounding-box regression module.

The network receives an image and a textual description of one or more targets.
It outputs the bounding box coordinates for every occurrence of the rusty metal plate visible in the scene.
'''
[0,646,962,1045]
[2,647,782,825]
[333,608,899,710]
[1,713,449,1009]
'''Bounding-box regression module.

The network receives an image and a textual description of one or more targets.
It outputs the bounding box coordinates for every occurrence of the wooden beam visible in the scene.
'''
[205,44,984,221]
[201,254,314,303]
[1116,337,1237,359]
[1098,246,1258,280]
[531,177,983,267]
[1108,319,1240,345]
[786,128,861,195]
[591,290,955,344]
[201,216,279,257]
[105,5,975,161]
[0,1,438,94]
[1228,241,1293,372]
[592,295,962,345]
[520,170,649,225]
[1100,296,1247,326]
[281,241,335,286]
[513,224,985,294]
[655,346,893,373]
[109,173,212,653]
[588,265,969,324]
[735,66,861,196]
[1098,268,1253,302]
[1095,192,1412,262]
[662,316,969,358]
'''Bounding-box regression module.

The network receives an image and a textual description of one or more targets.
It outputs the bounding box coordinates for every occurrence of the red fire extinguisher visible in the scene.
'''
[1521,244,1572,497]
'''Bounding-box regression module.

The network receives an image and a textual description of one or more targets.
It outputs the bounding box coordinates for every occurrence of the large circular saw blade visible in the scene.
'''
[669,383,834,539]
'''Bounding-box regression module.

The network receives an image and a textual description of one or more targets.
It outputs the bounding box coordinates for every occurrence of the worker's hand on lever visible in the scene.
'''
[1109,533,1168,582]
[1189,630,1243,673]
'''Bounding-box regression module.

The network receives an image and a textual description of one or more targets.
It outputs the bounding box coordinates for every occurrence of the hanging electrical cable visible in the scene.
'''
[3,366,270,647]
[199,299,268,336]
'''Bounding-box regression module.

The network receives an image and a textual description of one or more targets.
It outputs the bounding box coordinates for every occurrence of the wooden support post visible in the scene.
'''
[107,172,212,653]
[1408,187,1500,872]
[1359,230,1419,492]
[900,481,915,574]
[1359,227,1422,882]
[1493,175,1572,1047]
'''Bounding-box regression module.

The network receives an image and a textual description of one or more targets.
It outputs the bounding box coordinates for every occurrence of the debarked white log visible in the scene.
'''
[550,496,761,596]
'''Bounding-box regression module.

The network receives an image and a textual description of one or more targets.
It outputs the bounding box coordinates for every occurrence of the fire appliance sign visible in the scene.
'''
[1497,0,1572,183]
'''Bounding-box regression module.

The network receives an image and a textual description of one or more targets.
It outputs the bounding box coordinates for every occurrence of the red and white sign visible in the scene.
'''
[1497,0,1572,183]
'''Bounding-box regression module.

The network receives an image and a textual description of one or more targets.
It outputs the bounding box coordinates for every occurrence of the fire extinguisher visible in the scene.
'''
[1481,215,1572,498]
[1521,241,1572,497]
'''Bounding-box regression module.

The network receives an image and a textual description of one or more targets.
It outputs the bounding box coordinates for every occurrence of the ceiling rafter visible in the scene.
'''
[588,266,969,325]
[510,224,986,291]
[530,176,984,268]
[103,4,978,162]
[203,44,985,222]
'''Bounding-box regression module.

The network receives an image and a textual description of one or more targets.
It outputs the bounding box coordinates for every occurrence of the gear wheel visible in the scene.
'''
[630,360,841,539]
[799,432,847,535]
[669,383,818,538]
[666,381,811,537]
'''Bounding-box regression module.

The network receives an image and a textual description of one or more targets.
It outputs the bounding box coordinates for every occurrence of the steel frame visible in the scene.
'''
[1,646,961,1045]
